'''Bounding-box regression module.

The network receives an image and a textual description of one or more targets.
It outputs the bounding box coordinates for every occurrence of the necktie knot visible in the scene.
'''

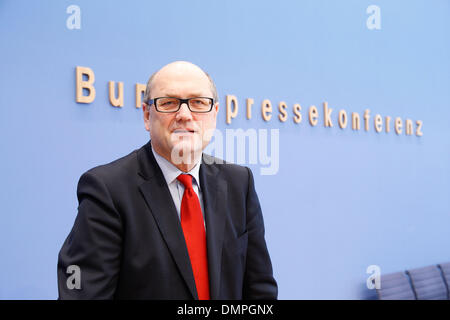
[177,174,193,189]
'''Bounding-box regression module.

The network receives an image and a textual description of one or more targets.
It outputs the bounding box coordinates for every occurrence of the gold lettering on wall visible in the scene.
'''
[293,104,302,124]
[374,114,382,133]
[75,66,96,103]
[385,116,391,133]
[108,81,124,107]
[364,109,371,131]
[261,99,272,122]
[246,98,254,119]
[73,66,424,138]
[416,120,423,136]
[309,105,318,126]
[405,119,413,135]
[278,101,288,122]
[395,117,403,135]
[339,110,348,129]
[135,83,146,108]
[352,112,360,130]
[323,102,333,127]
[226,95,238,124]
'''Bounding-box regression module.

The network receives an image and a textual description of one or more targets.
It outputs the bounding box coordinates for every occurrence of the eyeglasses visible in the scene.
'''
[146,97,215,113]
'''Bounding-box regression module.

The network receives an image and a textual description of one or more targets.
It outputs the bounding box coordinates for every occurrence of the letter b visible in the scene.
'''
[76,66,96,103]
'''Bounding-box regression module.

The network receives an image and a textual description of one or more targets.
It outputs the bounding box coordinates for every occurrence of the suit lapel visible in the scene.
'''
[200,155,227,300]
[137,142,198,299]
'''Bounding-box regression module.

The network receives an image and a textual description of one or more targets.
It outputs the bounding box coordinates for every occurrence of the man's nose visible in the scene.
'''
[176,103,193,120]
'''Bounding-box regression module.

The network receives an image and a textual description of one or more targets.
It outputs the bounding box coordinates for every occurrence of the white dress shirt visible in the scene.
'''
[151,145,205,225]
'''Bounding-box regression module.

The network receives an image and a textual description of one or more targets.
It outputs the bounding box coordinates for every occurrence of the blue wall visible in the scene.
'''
[0,0,449,299]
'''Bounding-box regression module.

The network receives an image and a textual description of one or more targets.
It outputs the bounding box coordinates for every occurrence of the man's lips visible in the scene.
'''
[172,129,196,134]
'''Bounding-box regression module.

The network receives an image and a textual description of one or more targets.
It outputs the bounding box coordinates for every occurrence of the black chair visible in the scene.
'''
[406,265,448,300]
[376,271,416,300]
[437,262,450,299]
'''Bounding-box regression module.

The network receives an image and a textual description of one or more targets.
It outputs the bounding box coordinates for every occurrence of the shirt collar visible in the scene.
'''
[151,144,202,189]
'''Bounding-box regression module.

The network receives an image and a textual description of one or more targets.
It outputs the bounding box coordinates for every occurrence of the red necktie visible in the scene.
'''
[177,174,210,300]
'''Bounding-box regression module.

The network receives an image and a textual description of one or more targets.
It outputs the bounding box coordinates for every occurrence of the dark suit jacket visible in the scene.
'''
[57,141,277,299]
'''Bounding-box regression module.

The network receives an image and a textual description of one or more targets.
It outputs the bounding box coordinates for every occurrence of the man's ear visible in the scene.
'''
[213,102,219,119]
[143,103,150,131]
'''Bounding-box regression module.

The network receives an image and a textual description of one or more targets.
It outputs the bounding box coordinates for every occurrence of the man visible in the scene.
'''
[58,61,277,299]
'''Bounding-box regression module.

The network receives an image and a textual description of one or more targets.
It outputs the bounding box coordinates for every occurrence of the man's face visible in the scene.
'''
[143,62,218,165]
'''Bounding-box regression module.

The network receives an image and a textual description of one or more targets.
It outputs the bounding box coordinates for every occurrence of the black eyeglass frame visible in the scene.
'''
[146,97,215,113]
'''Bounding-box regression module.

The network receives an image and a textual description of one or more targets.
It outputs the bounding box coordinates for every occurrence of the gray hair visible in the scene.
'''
[143,65,218,104]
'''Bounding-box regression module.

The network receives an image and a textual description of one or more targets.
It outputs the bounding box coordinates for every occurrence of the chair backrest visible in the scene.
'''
[437,262,450,299]
[406,265,448,300]
[376,271,416,300]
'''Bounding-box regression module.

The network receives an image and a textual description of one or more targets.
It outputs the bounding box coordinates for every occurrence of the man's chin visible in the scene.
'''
[169,138,203,166]
[170,135,198,148]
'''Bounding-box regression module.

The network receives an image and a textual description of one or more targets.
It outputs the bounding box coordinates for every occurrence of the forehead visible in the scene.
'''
[151,64,212,97]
